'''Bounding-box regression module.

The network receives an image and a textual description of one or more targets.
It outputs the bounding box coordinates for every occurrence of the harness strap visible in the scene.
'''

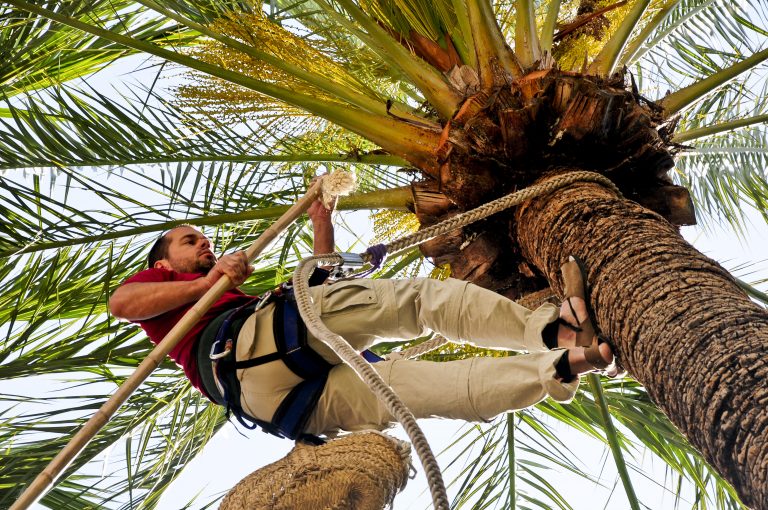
[202,280,381,443]
[270,376,328,444]
[231,351,282,369]
[204,292,332,442]
[274,297,334,380]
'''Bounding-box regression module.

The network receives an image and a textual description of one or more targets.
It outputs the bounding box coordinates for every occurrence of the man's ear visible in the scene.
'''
[154,259,172,270]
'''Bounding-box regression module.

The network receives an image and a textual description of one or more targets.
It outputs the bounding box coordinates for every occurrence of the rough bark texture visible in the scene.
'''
[516,177,768,510]
[405,67,762,505]
[414,69,690,299]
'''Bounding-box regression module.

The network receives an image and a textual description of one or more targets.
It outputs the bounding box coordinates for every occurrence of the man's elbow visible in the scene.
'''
[108,290,130,320]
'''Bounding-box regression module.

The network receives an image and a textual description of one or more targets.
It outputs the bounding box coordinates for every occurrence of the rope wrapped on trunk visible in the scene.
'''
[364,170,621,264]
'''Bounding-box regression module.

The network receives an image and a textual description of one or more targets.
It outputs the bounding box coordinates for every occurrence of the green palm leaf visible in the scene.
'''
[1,0,767,508]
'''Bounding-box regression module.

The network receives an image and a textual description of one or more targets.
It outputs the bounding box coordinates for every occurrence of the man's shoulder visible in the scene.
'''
[123,267,203,285]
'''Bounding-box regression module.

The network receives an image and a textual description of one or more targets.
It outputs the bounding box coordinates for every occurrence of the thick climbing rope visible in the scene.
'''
[366,171,621,266]
[292,170,620,509]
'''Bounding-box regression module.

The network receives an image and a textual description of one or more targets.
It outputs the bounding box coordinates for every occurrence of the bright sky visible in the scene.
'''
[7,17,768,508]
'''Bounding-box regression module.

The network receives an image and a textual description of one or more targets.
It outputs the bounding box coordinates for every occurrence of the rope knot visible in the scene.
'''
[364,243,388,270]
[355,244,388,278]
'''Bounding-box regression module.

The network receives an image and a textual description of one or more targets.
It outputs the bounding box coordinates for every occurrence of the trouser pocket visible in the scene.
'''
[320,280,378,316]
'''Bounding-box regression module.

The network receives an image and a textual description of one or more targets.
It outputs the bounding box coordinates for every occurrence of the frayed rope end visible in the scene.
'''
[320,170,356,209]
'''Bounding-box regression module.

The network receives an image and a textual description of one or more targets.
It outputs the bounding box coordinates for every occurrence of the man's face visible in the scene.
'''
[156,226,216,274]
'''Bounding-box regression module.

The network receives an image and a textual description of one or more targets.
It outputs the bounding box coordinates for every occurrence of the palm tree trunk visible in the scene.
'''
[515,174,768,510]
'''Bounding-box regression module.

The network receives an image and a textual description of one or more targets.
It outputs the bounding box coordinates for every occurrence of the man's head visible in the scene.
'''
[147,226,217,274]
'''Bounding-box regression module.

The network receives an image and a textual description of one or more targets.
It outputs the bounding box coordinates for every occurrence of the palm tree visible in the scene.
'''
[1,0,767,508]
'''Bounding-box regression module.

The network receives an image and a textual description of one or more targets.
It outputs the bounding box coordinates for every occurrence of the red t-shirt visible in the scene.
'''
[122,268,255,394]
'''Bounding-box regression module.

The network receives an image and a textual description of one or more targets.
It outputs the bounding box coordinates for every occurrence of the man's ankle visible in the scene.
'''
[542,320,559,350]
[554,351,575,383]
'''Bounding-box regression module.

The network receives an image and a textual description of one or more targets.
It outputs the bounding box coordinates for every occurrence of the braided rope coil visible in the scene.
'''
[371,171,620,261]
[219,431,411,510]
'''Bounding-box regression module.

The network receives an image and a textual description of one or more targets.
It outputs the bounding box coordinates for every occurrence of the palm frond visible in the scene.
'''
[0,1,196,98]
[633,1,768,111]
[432,343,745,508]
[674,125,768,231]
[0,373,223,509]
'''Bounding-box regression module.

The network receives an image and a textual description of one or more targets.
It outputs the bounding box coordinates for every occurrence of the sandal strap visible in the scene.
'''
[565,297,584,328]
[556,317,582,332]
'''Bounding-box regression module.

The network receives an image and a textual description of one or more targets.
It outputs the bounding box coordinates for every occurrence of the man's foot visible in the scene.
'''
[556,256,618,377]
[554,296,616,378]
[565,342,614,375]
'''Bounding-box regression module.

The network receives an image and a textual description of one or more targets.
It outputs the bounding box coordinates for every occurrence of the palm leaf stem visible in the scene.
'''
[672,114,768,143]
[515,0,541,69]
[298,2,416,88]
[587,374,641,510]
[449,0,477,68]
[624,0,716,65]
[737,277,768,307]
[678,147,768,155]
[6,0,441,167]
[466,0,523,86]
[1,153,408,173]
[325,0,462,120]
[621,0,681,66]
[0,186,413,257]
[133,0,423,123]
[506,412,516,509]
[539,0,561,54]
[588,0,651,76]
[661,47,768,116]
[466,0,498,88]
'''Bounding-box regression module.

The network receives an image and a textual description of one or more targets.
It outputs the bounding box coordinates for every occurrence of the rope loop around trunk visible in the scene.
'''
[367,170,621,263]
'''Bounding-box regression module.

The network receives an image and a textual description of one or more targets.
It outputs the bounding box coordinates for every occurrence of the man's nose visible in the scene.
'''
[198,237,210,249]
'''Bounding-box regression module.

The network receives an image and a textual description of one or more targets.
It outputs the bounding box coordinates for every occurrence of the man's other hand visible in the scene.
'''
[204,251,254,290]
[307,174,336,224]
[307,197,334,224]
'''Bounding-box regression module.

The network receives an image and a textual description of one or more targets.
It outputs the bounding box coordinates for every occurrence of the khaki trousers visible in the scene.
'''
[236,278,579,436]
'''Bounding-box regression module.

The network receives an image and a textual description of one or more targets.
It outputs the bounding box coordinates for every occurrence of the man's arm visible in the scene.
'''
[109,279,210,321]
[307,197,335,255]
[109,252,253,321]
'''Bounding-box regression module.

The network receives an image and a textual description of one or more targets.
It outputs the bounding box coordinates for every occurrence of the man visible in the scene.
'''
[110,197,613,439]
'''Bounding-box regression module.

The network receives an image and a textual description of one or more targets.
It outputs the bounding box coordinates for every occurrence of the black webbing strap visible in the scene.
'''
[230,351,282,369]
[215,348,327,444]
[270,376,328,444]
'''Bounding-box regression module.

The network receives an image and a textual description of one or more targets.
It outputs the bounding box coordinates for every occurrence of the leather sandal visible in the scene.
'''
[559,255,617,374]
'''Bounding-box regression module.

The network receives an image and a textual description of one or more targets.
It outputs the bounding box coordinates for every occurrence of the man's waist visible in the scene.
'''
[196,295,269,403]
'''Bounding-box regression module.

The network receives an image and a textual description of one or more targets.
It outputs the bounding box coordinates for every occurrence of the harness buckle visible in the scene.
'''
[209,339,233,360]
[253,291,273,311]
[337,252,366,267]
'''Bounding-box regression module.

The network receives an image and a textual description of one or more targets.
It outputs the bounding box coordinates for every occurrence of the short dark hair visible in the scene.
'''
[147,224,197,268]
[147,231,172,268]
